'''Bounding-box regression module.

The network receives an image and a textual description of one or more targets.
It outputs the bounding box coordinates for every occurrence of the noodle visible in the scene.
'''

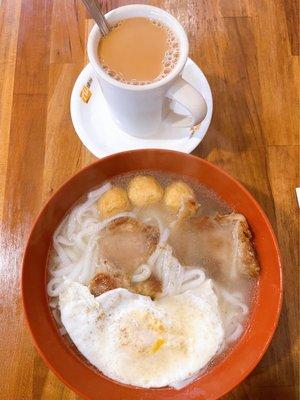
[47,176,255,357]
[217,287,249,315]
[151,244,207,297]
[131,264,152,283]
[181,268,206,292]
[214,285,249,342]
[227,323,244,343]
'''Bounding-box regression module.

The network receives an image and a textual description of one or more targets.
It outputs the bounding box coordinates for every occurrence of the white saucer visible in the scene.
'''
[70,59,213,158]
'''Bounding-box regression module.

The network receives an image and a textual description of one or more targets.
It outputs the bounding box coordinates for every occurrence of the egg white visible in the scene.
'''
[59,280,224,388]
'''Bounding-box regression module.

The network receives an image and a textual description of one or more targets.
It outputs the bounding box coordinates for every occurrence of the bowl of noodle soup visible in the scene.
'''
[22,149,282,400]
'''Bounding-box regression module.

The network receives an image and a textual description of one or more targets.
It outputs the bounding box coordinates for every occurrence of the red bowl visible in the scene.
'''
[22,150,282,400]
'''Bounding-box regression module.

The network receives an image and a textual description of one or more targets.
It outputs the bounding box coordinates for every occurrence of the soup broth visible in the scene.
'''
[47,171,259,388]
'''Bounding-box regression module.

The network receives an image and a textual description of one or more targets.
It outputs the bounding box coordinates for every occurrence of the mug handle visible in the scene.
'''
[165,77,207,127]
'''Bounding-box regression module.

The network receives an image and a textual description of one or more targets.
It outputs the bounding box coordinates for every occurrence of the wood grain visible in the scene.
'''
[0,0,298,399]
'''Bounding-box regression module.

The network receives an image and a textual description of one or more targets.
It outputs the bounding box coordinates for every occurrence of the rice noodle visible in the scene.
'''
[217,287,249,315]
[132,214,206,293]
[226,322,243,343]
[47,179,252,352]
[150,244,207,297]
[131,264,151,283]
[154,245,185,296]
[47,277,67,297]
[214,285,249,342]
[180,268,206,292]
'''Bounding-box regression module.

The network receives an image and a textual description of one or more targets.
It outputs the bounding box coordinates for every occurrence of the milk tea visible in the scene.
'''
[97,17,180,85]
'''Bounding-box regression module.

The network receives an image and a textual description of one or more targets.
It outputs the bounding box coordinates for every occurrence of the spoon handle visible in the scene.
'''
[81,0,110,36]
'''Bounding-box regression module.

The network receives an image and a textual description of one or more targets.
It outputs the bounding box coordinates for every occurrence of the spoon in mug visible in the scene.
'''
[81,0,110,36]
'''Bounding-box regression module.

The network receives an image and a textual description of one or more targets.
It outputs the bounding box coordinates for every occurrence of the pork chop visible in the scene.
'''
[90,270,161,299]
[168,213,260,278]
[90,217,162,298]
[99,216,159,274]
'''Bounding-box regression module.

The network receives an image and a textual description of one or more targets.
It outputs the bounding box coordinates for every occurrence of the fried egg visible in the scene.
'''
[59,279,224,388]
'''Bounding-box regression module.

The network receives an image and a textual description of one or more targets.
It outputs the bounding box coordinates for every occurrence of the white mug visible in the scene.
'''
[88,4,207,138]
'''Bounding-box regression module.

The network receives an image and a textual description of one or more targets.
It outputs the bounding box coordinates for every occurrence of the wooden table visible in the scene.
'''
[0,0,298,398]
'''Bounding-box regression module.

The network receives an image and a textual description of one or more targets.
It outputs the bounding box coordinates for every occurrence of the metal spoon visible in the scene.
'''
[81,0,110,36]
